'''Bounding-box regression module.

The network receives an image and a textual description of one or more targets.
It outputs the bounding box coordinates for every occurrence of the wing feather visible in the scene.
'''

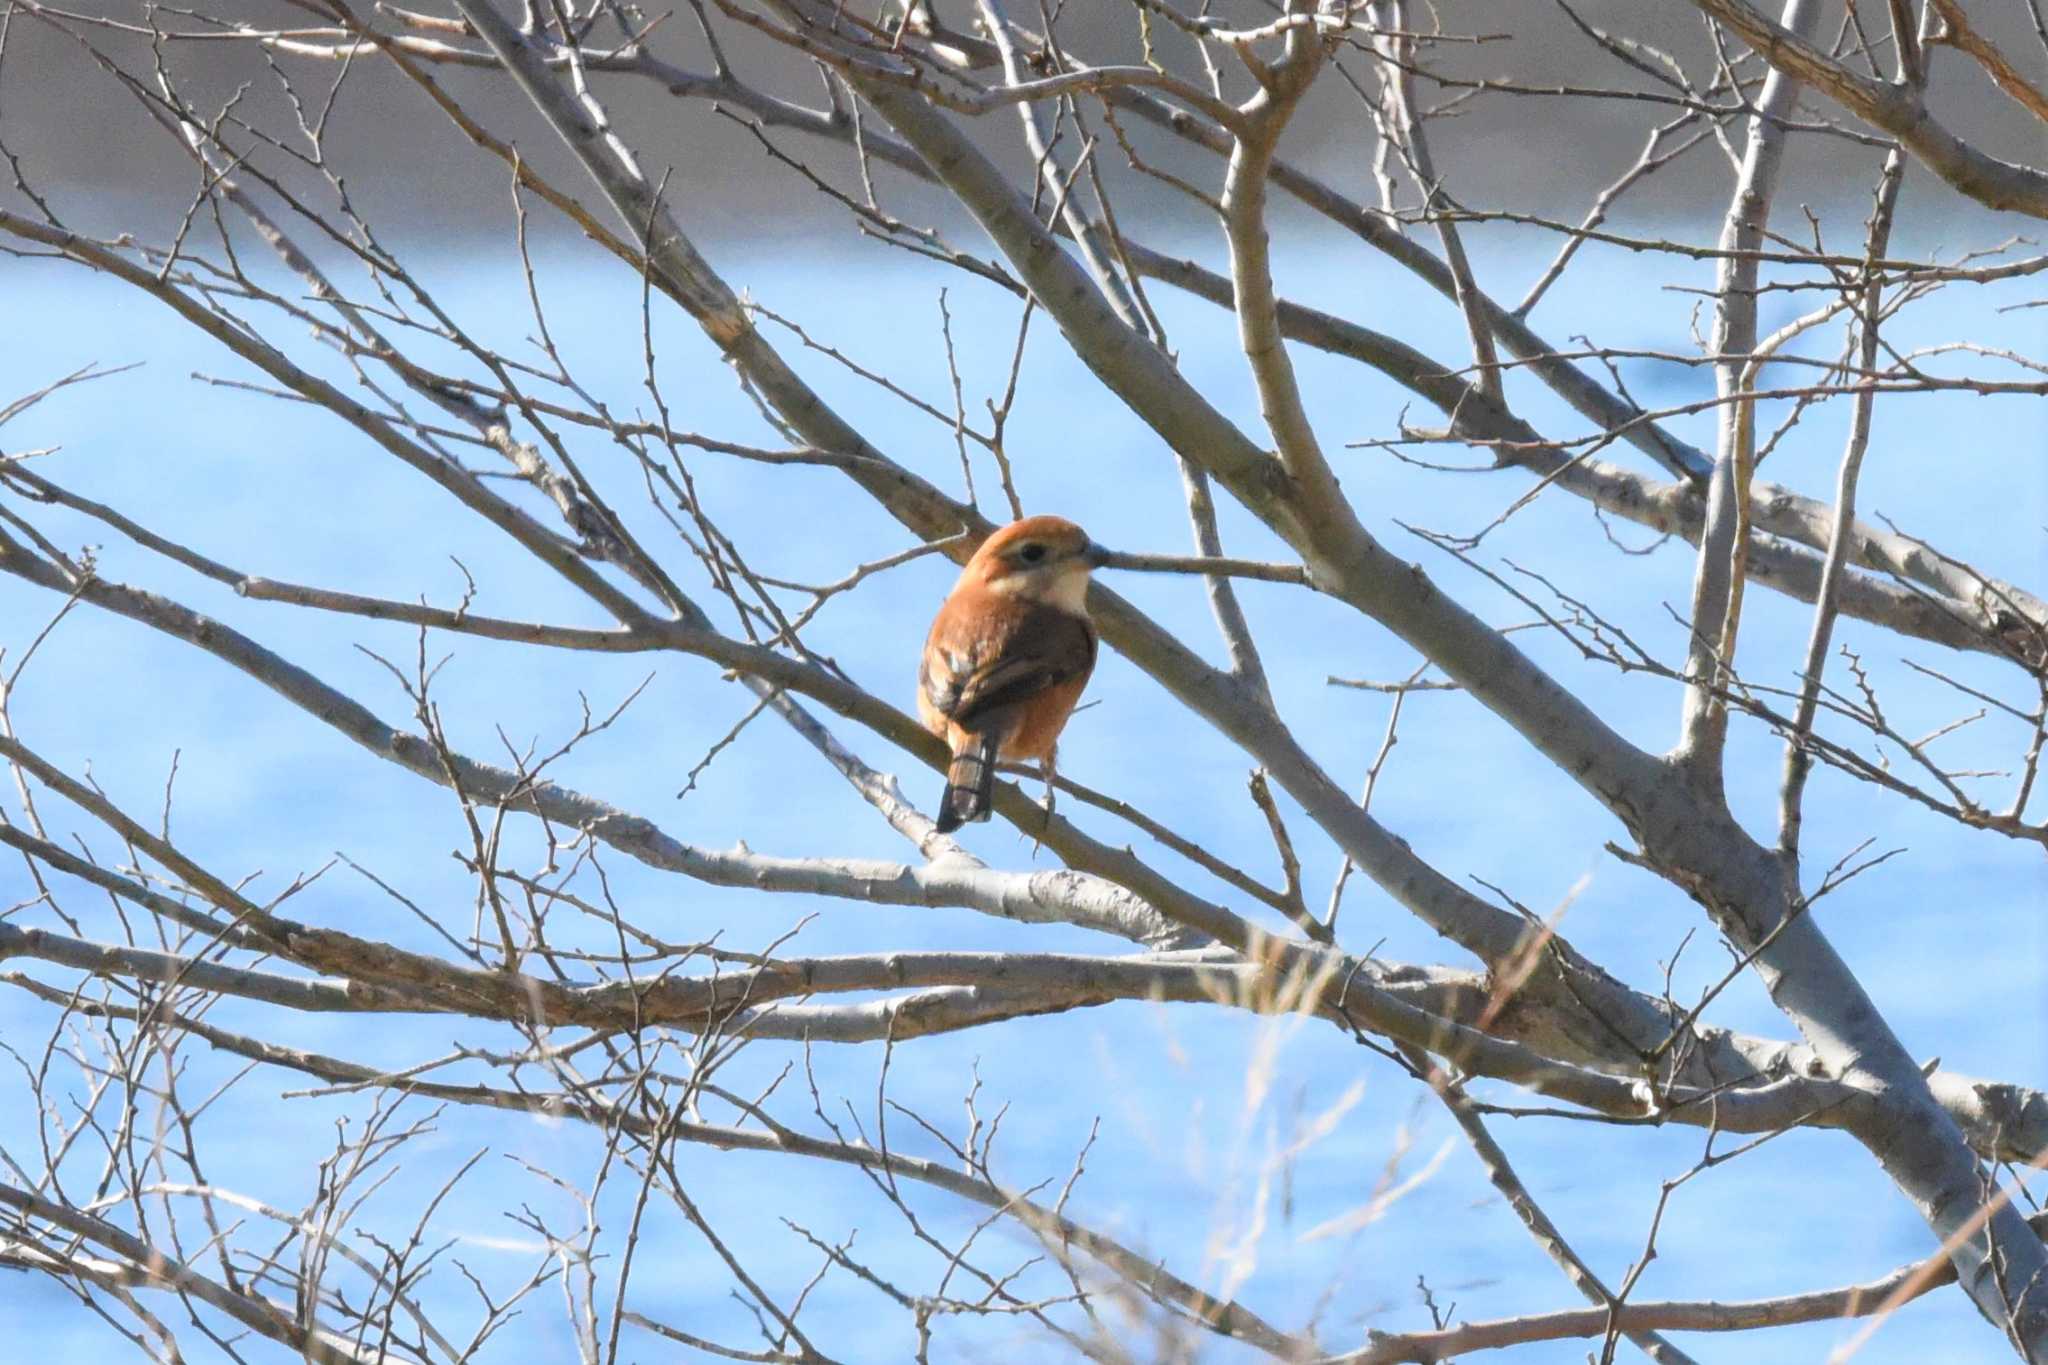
[923,600,1095,733]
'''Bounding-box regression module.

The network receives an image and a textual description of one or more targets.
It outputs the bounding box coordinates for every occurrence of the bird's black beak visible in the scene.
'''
[1082,541,1114,569]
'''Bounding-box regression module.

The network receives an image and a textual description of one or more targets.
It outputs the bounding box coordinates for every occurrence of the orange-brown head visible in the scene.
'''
[958,515,1108,615]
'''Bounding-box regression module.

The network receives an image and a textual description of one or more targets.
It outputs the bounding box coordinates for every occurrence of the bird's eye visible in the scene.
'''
[1018,543,1047,564]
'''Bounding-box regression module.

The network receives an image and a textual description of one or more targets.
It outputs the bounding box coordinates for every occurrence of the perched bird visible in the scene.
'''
[919,516,1108,832]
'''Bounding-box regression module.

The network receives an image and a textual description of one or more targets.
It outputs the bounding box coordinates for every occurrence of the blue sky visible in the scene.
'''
[0,215,2043,1362]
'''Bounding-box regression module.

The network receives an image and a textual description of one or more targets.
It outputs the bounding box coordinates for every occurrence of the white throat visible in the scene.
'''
[1043,566,1091,614]
[988,564,1092,614]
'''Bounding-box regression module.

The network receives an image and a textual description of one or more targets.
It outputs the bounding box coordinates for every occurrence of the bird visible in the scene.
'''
[918,516,1108,833]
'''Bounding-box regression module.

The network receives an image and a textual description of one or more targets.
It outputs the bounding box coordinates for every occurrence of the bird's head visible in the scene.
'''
[964,515,1109,613]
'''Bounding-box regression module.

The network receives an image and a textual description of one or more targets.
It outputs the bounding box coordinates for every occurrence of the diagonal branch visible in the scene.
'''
[1686,0,2048,217]
[1339,1207,2048,1362]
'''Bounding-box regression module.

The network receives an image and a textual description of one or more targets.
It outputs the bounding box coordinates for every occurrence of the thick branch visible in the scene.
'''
[1688,0,2048,217]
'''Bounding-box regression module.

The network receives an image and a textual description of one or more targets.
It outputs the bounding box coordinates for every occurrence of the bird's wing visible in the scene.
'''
[924,602,1095,731]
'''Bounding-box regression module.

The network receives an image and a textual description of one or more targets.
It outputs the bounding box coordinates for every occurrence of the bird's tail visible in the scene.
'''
[935,732,1000,832]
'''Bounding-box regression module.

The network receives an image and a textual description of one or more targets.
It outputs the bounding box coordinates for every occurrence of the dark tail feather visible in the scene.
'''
[935,733,999,832]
